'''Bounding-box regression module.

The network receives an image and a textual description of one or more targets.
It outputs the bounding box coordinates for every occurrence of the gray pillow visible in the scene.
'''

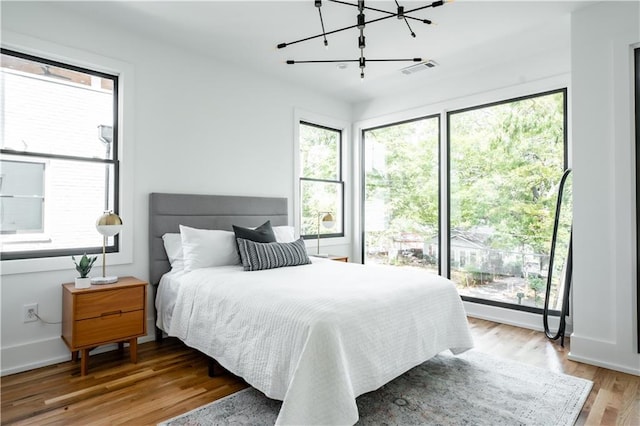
[232,220,276,243]
[237,237,311,271]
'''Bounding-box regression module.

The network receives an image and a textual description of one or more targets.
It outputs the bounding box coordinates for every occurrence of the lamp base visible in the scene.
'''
[310,253,330,258]
[90,276,119,285]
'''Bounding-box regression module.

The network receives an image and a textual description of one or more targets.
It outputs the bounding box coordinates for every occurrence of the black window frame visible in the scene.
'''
[360,114,442,275]
[0,48,120,261]
[299,120,345,240]
[446,88,568,315]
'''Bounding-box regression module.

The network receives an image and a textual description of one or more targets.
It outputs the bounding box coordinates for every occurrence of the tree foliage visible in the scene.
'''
[364,117,440,252]
[450,93,565,255]
[300,123,342,236]
[363,92,566,269]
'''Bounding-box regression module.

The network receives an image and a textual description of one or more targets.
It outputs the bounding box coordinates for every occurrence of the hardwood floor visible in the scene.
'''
[1,317,638,425]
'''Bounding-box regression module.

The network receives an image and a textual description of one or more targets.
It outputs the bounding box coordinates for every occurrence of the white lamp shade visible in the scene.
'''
[96,212,123,237]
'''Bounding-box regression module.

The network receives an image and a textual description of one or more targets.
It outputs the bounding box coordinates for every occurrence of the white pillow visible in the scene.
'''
[273,225,296,243]
[162,233,184,270]
[179,225,240,271]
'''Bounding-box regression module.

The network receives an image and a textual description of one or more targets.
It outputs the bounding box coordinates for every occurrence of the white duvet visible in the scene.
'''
[162,258,473,425]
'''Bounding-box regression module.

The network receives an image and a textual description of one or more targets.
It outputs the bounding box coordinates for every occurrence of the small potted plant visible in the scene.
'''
[72,254,97,288]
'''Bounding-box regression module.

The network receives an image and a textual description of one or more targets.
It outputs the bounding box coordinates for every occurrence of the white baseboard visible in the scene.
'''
[567,352,640,376]
[569,334,640,376]
[1,337,70,376]
[1,318,157,377]
[463,300,570,334]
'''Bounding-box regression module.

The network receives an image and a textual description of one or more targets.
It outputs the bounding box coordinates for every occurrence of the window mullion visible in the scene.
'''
[0,149,116,165]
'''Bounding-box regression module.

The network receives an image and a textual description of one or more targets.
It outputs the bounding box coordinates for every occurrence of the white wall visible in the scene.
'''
[0,2,351,375]
[353,14,571,120]
[569,1,639,375]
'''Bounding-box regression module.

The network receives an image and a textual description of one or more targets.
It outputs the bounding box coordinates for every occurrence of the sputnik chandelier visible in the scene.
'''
[278,0,450,79]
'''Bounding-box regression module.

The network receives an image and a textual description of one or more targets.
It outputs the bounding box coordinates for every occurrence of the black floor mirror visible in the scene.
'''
[634,47,639,353]
[543,168,573,346]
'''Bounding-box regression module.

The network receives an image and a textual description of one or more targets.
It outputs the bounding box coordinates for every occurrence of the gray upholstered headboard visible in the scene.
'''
[149,193,288,286]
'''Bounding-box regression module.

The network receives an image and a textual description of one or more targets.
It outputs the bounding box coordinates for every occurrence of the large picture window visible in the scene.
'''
[1,49,119,260]
[362,115,440,274]
[448,89,567,312]
[359,89,567,314]
[299,121,344,239]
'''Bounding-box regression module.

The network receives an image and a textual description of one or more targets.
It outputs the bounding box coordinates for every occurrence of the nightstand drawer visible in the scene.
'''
[75,310,144,348]
[75,287,144,320]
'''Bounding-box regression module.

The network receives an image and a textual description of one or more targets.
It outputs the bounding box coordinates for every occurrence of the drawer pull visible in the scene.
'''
[101,310,122,317]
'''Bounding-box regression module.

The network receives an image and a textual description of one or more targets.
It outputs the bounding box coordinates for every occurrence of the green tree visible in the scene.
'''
[300,123,341,236]
[528,276,546,306]
[364,117,440,260]
[362,91,566,299]
[450,92,565,256]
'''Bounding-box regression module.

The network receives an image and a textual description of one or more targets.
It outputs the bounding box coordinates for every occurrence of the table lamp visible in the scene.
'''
[317,212,335,255]
[91,211,123,285]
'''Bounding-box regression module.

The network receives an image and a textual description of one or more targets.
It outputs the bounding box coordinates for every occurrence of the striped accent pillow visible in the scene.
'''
[237,237,311,271]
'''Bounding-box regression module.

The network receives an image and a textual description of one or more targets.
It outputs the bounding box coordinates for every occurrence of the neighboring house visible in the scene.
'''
[449,231,490,269]
[426,228,549,277]
[425,229,490,270]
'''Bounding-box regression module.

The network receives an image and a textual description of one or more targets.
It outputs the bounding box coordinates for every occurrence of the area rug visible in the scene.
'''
[159,350,592,426]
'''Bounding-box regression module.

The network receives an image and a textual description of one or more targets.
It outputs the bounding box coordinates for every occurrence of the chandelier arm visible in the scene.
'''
[328,0,438,22]
[288,58,422,64]
[278,23,358,48]
[287,59,360,64]
[411,1,446,11]
[402,17,416,37]
[366,58,423,62]
[278,7,421,49]
[395,0,417,37]
[328,0,371,10]
[318,7,329,46]
[405,16,433,24]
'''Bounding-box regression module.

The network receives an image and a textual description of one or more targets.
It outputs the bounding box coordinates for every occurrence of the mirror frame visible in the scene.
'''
[634,47,639,353]
[543,168,572,345]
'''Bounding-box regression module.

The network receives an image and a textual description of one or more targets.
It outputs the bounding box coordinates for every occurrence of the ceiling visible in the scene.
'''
[56,1,590,103]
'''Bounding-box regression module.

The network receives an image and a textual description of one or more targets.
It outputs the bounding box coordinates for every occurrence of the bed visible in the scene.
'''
[149,192,473,425]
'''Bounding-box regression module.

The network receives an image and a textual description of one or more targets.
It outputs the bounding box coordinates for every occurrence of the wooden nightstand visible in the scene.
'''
[328,255,348,262]
[61,276,147,376]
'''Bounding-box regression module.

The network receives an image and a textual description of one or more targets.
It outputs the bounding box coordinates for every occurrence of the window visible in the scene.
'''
[1,48,119,260]
[448,89,567,312]
[362,116,440,274]
[358,89,567,314]
[299,121,344,239]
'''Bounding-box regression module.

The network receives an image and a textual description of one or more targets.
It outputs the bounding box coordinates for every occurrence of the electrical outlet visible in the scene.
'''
[23,303,38,323]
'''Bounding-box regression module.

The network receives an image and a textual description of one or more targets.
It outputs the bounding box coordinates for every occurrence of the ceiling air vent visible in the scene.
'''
[400,60,438,75]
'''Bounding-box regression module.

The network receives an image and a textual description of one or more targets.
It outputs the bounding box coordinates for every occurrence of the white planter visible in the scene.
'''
[75,277,91,289]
